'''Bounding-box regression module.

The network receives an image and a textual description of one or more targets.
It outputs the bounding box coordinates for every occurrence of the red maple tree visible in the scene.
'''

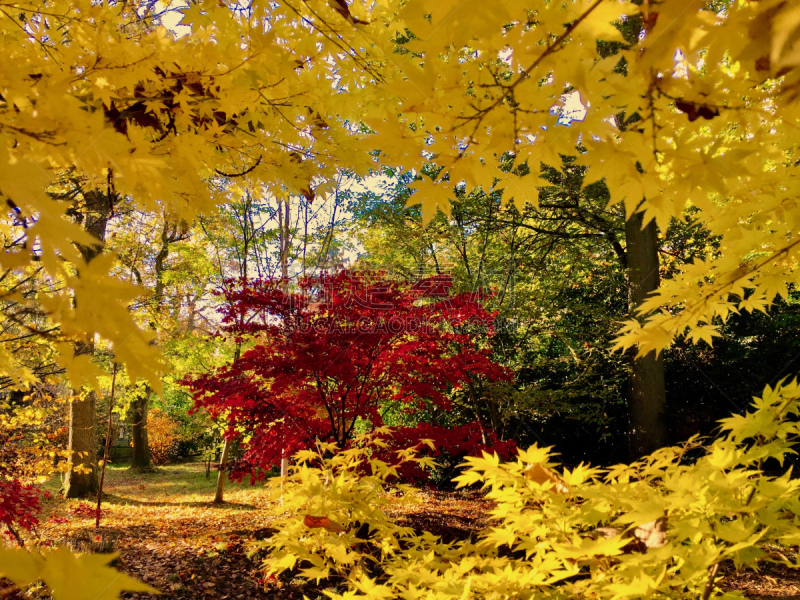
[0,429,41,544]
[369,422,517,483]
[183,270,513,479]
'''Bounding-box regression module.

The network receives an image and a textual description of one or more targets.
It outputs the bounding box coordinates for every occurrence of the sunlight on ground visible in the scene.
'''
[38,462,282,551]
[29,463,291,597]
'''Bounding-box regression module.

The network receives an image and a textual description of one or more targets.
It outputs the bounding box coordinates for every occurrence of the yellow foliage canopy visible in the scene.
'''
[1,0,799,383]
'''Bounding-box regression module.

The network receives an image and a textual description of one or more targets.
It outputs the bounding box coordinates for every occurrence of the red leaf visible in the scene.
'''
[303,515,345,532]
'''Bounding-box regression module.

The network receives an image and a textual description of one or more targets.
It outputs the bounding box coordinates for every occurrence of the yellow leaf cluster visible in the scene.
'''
[4,0,799,385]
[354,0,800,355]
[0,547,158,599]
[265,379,800,599]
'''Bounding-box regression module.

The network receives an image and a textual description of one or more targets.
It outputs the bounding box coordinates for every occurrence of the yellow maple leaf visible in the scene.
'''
[0,547,159,600]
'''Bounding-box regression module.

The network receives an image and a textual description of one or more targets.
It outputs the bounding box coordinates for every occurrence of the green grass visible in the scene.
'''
[40,460,278,517]
[36,461,281,554]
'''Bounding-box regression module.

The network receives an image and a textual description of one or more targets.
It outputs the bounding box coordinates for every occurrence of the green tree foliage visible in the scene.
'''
[352,163,800,463]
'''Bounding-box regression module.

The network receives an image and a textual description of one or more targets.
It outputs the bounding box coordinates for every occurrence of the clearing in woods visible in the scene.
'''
[27,463,800,599]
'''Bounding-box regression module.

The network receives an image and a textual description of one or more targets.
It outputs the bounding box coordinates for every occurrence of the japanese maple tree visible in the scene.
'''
[183,270,511,477]
[0,429,41,545]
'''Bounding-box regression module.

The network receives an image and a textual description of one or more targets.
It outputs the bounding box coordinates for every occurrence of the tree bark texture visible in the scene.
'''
[214,439,230,504]
[64,188,114,497]
[130,390,152,470]
[625,210,668,459]
[64,390,99,498]
[129,217,183,470]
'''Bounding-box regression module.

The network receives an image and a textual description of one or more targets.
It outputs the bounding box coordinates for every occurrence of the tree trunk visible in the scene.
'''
[281,456,289,478]
[96,363,118,527]
[129,216,181,470]
[625,210,667,459]
[130,390,152,470]
[64,188,114,497]
[278,199,291,281]
[213,439,230,504]
[64,390,99,498]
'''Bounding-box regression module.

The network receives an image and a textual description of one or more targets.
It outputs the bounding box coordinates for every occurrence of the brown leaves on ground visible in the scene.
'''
[720,550,800,599]
[385,488,494,543]
[33,463,281,599]
[17,464,799,600]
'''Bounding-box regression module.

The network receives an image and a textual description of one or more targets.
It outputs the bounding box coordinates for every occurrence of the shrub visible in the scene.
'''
[0,480,40,544]
[144,408,180,466]
[369,422,517,485]
[256,378,800,599]
[184,271,510,480]
[0,396,58,544]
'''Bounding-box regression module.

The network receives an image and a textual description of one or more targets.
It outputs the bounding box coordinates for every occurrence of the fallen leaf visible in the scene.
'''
[523,464,570,495]
[633,516,668,549]
[589,516,668,553]
[303,514,346,532]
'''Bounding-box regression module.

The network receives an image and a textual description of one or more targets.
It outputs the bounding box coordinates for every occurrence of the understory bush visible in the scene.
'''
[144,408,180,465]
[256,378,800,599]
[369,422,517,486]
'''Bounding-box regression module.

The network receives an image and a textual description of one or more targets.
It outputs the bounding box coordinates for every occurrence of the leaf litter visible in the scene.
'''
[12,462,799,599]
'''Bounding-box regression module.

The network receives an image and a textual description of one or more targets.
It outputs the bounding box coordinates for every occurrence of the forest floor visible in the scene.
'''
[9,462,800,599]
